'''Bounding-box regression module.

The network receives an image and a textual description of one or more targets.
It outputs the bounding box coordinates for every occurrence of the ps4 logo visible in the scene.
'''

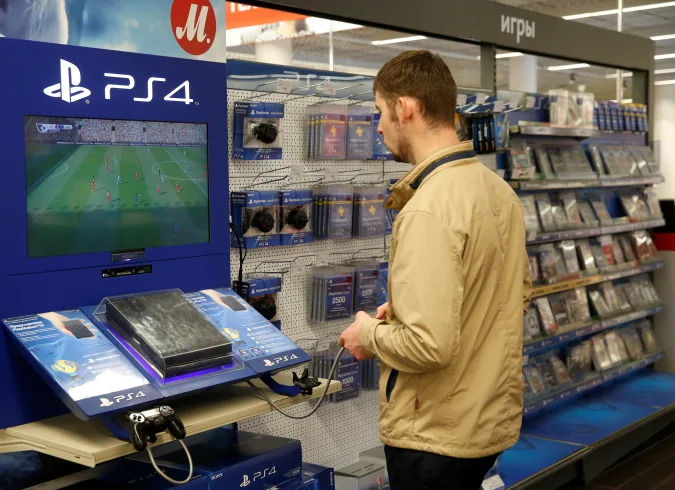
[44,59,194,105]
[239,466,277,487]
[263,354,298,367]
[99,391,147,407]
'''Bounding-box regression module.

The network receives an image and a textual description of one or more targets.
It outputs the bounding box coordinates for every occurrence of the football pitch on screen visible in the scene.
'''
[26,144,209,258]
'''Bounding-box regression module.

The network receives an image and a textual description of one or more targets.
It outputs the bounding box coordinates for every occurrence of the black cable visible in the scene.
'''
[247,347,345,420]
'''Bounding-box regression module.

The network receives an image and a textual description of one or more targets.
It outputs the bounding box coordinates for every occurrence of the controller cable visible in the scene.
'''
[246,346,345,419]
[147,439,193,485]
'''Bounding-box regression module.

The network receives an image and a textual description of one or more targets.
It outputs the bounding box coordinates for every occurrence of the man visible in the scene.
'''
[339,50,531,490]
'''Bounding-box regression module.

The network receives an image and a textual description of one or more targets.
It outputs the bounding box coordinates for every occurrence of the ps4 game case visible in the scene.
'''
[102,290,233,378]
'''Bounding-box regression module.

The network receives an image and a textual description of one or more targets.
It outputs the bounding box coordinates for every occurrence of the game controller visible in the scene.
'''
[250,295,277,321]
[126,405,186,451]
[242,209,276,234]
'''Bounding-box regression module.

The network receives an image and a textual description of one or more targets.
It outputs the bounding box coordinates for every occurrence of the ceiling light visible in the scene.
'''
[605,72,633,79]
[655,68,675,74]
[655,53,675,60]
[496,52,524,59]
[655,79,675,85]
[652,34,675,41]
[563,2,675,20]
[547,63,591,71]
[372,35,426,45]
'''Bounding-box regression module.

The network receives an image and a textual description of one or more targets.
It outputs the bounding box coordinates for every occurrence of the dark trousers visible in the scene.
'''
[384,445,499,490]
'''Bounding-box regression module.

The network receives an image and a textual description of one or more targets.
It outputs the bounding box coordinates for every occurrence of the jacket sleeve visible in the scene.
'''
[357,210,464,374]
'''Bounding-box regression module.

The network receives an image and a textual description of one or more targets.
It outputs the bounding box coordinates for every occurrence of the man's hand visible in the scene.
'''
[338,311,375,361]
[375,302,389,320]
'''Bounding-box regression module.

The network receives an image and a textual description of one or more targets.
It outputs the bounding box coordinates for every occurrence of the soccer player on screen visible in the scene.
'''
[176,182,181,193]
[157,184,161,195]
[107,190,111,203]
[137,159,140,166]
[161,174,165,184]
[105,164,109,173]
[91,177,95,192]
[136,171,140,181]
[135,193,139,205]
[173,221,179,237]
[117,175,121,185]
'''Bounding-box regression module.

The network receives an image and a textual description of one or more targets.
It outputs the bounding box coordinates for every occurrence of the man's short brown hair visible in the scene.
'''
[374,50,457,129]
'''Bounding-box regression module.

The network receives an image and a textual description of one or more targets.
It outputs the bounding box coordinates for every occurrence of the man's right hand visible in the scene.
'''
[376,302,389,320]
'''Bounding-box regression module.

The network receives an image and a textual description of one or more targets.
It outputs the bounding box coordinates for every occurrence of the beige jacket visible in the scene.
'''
[358,141,532,458]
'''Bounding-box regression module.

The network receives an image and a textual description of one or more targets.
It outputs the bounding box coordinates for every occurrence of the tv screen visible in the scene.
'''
[24,116,209,258]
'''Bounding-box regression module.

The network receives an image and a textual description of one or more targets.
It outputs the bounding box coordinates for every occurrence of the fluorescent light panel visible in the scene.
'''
[605,72,633,79]
[563,1,675,20]
[655,79,675,85]
[652,34,675,41]
[547,63,591,71]
[496,52,523,59]
[372,35,426,45]
[655,68,675,74]
[655,53,675,60]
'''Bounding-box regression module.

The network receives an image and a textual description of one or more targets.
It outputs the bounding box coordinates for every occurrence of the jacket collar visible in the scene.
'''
[385,141,476,211]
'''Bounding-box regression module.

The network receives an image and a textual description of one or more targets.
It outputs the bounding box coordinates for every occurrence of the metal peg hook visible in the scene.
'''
[243,79,286,101]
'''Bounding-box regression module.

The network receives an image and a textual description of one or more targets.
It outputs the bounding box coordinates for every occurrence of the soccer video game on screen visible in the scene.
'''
[24,116,210,258]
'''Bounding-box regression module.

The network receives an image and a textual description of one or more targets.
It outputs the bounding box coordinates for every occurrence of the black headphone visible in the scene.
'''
[242,209,275,234]
[287,208,309,230]
[250,295,277,320]
[252,121,278,144]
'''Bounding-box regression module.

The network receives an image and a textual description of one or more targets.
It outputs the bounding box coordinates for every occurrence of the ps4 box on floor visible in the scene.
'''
[156,428,302,490]
[302,462,335,490]
[68,458,208,489]
[335,461,389,490]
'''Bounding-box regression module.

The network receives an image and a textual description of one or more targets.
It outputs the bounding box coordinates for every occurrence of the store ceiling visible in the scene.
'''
[226,0,672,99]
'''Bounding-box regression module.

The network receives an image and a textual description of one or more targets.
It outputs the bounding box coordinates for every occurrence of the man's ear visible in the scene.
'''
[398,96,417,124]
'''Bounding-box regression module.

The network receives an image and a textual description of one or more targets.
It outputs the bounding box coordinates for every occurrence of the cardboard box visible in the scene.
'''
[335,461,388,490]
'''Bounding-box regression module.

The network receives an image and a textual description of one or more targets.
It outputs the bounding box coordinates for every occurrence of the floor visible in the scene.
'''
[561,430,675,490]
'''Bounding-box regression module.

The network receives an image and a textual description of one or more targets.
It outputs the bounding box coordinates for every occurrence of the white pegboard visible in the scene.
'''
[227,89,409,469]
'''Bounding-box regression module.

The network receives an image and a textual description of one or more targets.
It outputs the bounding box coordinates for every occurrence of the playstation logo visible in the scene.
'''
[264,359,275,367]
[240,474,251,487]
[99,397,114,407]
[44,59,91,103]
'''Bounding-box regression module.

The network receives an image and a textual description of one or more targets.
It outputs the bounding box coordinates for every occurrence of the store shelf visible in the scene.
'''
[513,124,601,138]
[523,304,664,356]
[0,373,341,468]
[523,352,664,417]
[602,261,665,282]
[516,175,664,191]
[527,219,665,245]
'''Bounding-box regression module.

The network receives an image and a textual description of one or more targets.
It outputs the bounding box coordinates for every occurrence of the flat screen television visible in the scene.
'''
[24,116,209,258]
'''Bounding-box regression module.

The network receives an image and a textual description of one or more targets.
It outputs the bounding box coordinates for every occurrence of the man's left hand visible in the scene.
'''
[339,311,375,361]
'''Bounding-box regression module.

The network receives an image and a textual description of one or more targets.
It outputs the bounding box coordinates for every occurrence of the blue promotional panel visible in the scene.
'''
[522,397,659,446]
[0,37,229,428]
[597,371,675,409]
[498,435,584,489]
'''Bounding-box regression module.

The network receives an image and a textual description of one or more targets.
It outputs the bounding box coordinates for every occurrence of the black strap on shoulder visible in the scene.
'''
[409,150,476,190]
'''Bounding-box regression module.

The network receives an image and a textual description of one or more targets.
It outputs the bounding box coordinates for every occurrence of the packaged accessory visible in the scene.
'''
[279,189,313,246]
[233,101,284,160]
[231,190,281,248]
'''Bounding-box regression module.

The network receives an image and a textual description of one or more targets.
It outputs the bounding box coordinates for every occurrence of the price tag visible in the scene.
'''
[276,79,293,94]
[527,231,537,242]
[476,93,487,104]
[290,164,304,178]
[493,101,505,112]
[510,97,521,109]
[526,96,536,109]
[482,475,505,490]
[457,94,468,106]
[522,355,529,366]
[322,82,337,97]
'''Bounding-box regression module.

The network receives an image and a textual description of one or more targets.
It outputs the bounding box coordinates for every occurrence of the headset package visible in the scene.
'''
[309,266,355,322]
[232,101,284,160]
[312,185,354,240]
[230,190,280,248]
[353,186,386,238]
[278,190,313,246]
[371,113,393,160]
[247,276,282,326]
[346,107,374,160]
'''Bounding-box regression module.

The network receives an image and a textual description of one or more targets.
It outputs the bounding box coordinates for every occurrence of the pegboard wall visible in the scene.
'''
[228,88,407,469]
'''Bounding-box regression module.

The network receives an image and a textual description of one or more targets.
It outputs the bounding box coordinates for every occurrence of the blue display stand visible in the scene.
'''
[598,372,675,409]
[499,436,584,488]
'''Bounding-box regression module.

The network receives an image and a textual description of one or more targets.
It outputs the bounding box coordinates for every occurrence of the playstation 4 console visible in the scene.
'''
[105,291,233,378]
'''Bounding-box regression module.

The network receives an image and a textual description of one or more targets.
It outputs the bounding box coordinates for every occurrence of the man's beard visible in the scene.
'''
[391,122,412,164]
